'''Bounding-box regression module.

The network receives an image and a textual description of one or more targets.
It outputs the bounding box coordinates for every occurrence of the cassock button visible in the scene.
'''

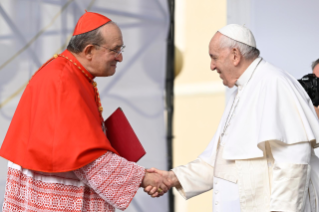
[214,181,218,185]
[214,190,218,194]
[215,201,219,205]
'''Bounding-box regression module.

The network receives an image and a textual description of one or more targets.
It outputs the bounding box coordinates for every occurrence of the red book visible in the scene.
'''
[104,108,146,162]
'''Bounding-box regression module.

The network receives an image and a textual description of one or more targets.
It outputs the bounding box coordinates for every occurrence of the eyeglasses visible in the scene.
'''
[94,44,125,57]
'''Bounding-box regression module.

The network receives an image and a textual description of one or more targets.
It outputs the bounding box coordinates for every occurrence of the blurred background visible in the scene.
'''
[0,0,319,212]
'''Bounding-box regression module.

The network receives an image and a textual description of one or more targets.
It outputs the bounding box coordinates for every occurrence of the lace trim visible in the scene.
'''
[74,152,145,210]
[3,152,145,211]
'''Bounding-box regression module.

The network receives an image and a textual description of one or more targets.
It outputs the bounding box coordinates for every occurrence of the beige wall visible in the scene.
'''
[173,0,227,211]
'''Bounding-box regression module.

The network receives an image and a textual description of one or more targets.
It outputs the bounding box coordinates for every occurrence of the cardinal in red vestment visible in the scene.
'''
[0,11,167,212]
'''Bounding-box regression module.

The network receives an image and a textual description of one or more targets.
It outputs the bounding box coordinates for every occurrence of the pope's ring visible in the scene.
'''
[157,188,163,193]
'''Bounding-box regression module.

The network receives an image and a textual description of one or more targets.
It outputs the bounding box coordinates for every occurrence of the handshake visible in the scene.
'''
[140,168,181,197]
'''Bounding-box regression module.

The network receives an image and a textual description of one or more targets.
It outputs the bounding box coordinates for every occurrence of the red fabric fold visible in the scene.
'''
[0,50,118,172]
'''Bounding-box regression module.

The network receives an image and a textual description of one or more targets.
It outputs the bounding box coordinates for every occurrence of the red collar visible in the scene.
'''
[60,50,95,81]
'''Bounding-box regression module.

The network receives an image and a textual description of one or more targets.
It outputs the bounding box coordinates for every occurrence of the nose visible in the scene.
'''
[210,60,216,71]
[115,53,123,62]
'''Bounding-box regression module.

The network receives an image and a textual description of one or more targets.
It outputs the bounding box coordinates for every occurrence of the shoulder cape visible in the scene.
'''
[0,50,118,172]
[200,60,319,165]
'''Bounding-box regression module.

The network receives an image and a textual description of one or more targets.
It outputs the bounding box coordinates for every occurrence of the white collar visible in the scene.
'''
[235,57,262,88]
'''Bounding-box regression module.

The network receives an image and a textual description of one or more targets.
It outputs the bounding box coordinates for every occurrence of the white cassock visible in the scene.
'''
[173,57,319,212]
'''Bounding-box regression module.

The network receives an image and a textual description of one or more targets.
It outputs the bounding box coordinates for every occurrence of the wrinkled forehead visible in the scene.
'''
[101,23,123,45]
[101,22,122,36]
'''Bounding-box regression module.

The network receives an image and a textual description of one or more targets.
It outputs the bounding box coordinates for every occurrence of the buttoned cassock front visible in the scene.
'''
[173,58,319,212]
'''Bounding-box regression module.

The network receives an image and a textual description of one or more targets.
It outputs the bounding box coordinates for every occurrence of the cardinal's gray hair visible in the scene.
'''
[67,22,115,53]
[67,27,104,53]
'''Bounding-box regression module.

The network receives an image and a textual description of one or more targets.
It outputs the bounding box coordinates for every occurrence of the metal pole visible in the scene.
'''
[166,0,175,211]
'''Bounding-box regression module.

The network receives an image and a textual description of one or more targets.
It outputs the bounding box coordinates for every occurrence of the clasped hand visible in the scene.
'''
[140,168,179,198]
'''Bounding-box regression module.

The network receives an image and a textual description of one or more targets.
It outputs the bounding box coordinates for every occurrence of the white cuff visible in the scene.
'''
[172,158,214,199]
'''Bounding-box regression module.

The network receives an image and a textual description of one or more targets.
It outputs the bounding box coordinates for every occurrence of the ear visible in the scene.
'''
[232,48,241,66]
[83,44,95,60]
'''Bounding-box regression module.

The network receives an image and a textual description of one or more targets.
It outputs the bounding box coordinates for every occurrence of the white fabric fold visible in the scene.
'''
[200,59,319,165]
[270,163,310,212]
[223,61,319,160]
[172,158,214,199]
[191,58,319,211]
[268,140,312,211]
[214,143,237,183]
[8,161,85,186]
[269,140,311,164]
[309,151,319,211]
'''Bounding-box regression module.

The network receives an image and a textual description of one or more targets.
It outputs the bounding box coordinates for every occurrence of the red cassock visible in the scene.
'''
[0,50,118,173]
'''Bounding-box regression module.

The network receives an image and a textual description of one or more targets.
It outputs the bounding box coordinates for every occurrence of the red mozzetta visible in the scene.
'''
[0,50,118,172]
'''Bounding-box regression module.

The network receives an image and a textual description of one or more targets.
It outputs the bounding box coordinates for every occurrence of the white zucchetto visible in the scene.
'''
[218,24,256,48]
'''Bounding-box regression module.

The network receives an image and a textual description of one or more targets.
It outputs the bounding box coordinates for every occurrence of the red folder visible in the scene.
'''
[104,108,146,162]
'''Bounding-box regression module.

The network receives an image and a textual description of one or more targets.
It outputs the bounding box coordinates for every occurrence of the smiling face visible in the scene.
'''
[209,32,240,88]
[80,23,124,77]
[91,23,124,77]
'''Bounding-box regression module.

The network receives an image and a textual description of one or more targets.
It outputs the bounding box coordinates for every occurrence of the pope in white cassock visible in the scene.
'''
[146,24,319,212]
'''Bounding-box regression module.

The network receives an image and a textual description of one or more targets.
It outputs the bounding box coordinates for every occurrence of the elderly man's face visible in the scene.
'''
[313,64,319,78]
[91,23,123,77]
[209,32,238,88]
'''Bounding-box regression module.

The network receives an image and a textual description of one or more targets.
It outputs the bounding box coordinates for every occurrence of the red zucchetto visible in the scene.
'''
[73,11,112,36]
